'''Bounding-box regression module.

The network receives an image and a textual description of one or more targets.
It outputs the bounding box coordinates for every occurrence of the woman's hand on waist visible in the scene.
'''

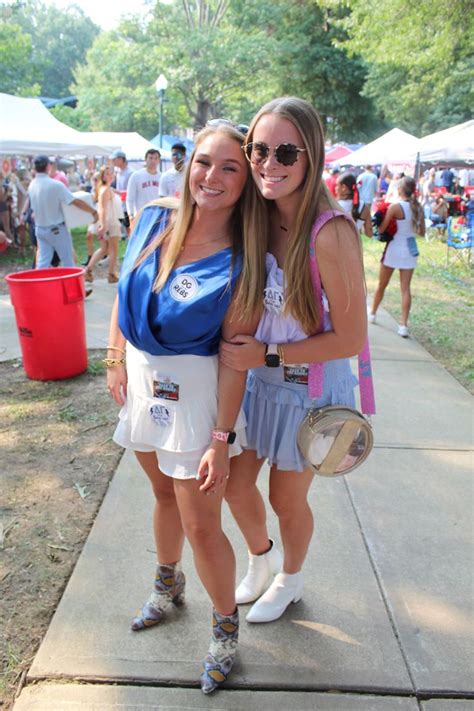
[197,441,230,495]
[219,335,265,372]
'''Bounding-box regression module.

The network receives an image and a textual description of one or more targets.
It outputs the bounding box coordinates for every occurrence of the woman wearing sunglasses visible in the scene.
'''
[220,97,367,623]
[106,122,265,693]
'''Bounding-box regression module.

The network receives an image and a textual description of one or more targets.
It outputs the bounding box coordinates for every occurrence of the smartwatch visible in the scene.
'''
[265,343,281,368]
[212,430,237,444]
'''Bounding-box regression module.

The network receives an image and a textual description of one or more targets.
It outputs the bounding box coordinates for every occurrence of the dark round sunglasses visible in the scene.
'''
[243,142,307,167]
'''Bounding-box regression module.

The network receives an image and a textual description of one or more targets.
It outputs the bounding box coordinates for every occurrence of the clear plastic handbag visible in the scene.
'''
[297,406,373,477]
[301,211,376,477]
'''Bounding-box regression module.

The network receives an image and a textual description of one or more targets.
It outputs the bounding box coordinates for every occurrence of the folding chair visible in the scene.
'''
[446,215,473,267]
[424,204,447,242]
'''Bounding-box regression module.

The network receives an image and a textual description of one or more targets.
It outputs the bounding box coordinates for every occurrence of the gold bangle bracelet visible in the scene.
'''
[102,357,126,368]
[106,345,126,354]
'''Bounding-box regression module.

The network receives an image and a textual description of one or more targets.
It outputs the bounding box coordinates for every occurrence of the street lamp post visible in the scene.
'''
[155,73,168,149]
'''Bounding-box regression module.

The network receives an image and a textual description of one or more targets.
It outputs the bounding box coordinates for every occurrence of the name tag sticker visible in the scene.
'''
[284,366,309,385]
[150,404,171,427]
[169,274,199,302]
[153,379,180,401]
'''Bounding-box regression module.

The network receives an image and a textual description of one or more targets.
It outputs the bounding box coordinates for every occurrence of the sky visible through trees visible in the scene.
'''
[1,0,472,141]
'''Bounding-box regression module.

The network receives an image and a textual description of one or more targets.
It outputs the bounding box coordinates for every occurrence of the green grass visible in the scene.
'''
[58,404,79,422]
[70,226,128,265]
[0,227,128,270]
[87,353,106,376]
[362,235,474,392]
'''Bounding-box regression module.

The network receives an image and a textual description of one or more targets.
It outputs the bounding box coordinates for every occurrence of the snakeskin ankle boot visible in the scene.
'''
[131,562,185,631]
[200,607,239,694]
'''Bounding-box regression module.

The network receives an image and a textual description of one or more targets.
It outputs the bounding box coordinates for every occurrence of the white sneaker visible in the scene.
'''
[246,571,304,623]
[368,311,376,324]
[235,540,282,605]
[397,325,409,338]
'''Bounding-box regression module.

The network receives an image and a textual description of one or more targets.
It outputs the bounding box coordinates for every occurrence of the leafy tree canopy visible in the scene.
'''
[73,0,384,141]
[257,0,387,141]
[340,0,474,135]
[7,0,100,97]
[0,19,40,96]
[49,104,92,131]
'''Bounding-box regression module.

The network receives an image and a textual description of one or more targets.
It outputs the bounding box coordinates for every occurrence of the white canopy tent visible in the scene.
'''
[333,128,420,168]
[410,120,474,163]
[79,132,171,161]
[0,93,114,156]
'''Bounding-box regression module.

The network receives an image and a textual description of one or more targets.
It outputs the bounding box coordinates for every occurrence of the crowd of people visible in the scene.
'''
[0,141,189,277]
[323,162,473,337]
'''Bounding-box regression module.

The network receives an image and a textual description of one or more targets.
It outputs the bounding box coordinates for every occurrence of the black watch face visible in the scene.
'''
[227,431,237,444]
[265,353,280,368]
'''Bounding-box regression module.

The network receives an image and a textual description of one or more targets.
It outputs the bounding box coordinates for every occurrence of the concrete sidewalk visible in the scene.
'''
[3,278,473,710]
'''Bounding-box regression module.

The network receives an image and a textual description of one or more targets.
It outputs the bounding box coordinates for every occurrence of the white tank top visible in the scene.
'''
[395,200,414,238]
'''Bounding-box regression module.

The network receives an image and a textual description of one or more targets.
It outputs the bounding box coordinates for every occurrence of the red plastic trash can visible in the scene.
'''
[6,267,88,381]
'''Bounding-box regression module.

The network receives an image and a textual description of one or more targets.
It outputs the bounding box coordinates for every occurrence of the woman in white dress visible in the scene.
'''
[369,176,425,337]
[85,165,121,283]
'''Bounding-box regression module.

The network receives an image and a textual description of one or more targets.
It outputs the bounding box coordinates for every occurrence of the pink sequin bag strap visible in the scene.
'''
[308,210,376,415]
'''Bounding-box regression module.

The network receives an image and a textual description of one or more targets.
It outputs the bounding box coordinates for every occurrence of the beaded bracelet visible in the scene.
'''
[107,345,126,354]
[102,357,126,368]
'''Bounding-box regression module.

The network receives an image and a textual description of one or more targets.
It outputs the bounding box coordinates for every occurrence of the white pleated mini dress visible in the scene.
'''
[383,200,418,269]
[113,344,247,479]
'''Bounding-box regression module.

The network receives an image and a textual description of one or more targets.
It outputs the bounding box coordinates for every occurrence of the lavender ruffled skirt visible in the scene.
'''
[243,360,357,472]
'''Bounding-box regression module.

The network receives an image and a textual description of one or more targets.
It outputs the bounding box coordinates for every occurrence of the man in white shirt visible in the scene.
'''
[126,149,161,219]
[159,142,187,198]
[356,165,378,209]
[28,155,98,269]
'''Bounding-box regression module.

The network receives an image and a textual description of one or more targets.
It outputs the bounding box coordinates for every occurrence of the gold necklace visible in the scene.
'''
[180,236,228,252]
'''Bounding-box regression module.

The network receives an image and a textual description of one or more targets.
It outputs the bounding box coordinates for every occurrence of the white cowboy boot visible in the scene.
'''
[235,540,283,605]
[246,571,304,623]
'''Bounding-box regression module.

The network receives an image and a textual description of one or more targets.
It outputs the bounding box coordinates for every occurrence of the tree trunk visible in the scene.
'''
[194,97,211,129]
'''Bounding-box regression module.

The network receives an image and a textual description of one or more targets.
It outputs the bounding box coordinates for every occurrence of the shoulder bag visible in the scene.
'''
[297,210,376,476]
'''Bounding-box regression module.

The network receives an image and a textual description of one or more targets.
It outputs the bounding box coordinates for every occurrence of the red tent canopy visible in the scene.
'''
[325,144,353,163]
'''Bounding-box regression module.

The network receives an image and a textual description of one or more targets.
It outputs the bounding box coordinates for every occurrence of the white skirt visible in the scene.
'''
[383,235,418,269]
[113,344,247,479]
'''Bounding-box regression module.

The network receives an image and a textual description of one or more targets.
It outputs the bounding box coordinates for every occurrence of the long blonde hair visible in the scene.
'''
[399,176,423,234]
[135,124,267,317]
[94,165,111,204]
[244,97,349,334]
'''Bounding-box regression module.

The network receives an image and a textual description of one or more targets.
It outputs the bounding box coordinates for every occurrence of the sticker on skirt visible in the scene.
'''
[153,379,180,401]
[284,365,309,385]
[150,404,171,427]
